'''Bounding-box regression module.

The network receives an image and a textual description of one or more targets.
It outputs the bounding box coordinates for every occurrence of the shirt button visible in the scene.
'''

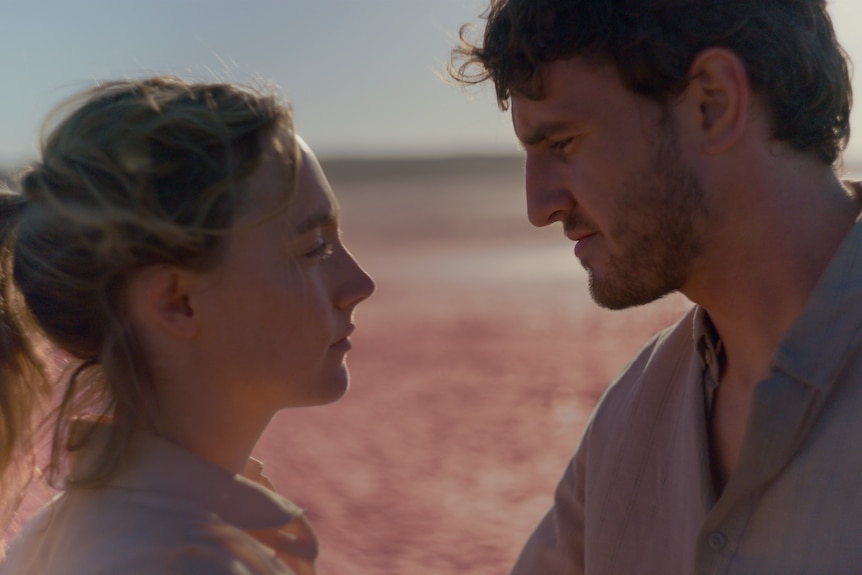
[708,532,727,550]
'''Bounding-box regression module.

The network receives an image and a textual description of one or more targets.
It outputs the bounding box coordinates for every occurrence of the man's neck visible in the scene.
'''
[690,168,860,493]
[687,171,860,390]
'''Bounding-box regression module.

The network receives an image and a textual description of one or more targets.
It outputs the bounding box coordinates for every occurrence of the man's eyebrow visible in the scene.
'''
[294,209,338,234]
[518,121,579,147]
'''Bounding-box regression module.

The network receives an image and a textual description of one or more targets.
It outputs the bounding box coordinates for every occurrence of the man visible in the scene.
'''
[450,1,860,573]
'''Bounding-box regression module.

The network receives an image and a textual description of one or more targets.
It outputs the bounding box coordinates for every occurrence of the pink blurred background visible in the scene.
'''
[255,156,691,574]
[7,155,860,573]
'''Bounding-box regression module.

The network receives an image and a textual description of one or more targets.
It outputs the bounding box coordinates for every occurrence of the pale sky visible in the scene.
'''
[2,0,861,165]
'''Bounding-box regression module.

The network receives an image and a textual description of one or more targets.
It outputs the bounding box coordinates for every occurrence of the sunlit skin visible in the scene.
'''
[511,53,861,492]
[512,59,712,310]
[126,133,375,474]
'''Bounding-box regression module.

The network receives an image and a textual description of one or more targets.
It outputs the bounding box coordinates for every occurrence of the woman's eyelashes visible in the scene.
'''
[305,240,334,260]
[298,226,338,261]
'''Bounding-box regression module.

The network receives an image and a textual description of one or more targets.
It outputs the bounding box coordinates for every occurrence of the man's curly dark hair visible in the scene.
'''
[451,0,852,165]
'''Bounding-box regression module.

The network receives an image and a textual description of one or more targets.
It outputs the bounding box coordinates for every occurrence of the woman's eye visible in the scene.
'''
[306,241,334,260]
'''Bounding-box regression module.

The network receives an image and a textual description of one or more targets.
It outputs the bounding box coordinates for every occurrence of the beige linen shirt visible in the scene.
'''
[512,193,862,574]
[1,430,318,575]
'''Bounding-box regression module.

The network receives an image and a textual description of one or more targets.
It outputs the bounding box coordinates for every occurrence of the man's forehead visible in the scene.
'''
[510,86,581,145]
[510,97,547,144]
[510,58,636,132]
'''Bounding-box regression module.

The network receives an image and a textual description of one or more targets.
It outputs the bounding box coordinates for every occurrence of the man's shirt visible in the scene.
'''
[511,184,862,574]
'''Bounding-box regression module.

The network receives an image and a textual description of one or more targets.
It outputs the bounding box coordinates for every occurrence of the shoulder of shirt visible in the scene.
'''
[109,533,298,575]
[588,305,698,420]
[3,497,298,575]
[0,541,296,575]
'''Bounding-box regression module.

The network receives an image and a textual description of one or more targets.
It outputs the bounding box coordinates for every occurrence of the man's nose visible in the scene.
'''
[525,152,576,227]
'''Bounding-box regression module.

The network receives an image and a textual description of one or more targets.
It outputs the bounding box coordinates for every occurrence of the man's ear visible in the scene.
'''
[125,265,201,340]
[678,47,752,155]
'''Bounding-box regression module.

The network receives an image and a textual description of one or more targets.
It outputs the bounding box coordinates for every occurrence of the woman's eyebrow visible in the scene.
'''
[293,209,337,234]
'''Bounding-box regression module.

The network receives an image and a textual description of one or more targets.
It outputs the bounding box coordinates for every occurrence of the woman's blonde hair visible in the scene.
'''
[0,75,296,528]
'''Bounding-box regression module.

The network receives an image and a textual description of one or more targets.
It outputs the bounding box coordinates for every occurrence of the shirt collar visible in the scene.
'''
[774,183,862,388]
[693,306,722,417]
[689,182,862,391]
[68,423,303,531]
[693,306,722,382]
[776,221,862,387]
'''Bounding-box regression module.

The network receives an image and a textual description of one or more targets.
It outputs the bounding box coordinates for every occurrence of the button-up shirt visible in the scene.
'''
[2,429,318,575]
[511,188,862,574]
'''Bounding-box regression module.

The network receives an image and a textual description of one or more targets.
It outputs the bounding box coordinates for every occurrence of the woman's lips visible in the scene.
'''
[330,337,352,351]
[331,326,355,351]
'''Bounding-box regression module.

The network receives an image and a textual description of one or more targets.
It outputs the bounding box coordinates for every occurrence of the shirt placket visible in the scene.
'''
[694,372,820,574]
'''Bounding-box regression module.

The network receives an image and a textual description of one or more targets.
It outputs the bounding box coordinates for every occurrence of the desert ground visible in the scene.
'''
[253,155,691,574]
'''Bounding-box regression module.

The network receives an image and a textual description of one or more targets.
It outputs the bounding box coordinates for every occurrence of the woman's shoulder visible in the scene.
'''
[3,488,297,575]
[114,527,298,575]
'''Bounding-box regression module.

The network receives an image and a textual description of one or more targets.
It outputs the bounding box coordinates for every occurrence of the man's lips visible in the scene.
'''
[565,230,599,259]
[566,230,597,242]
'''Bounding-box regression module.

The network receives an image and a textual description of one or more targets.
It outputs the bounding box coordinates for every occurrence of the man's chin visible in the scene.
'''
[588,272,670,311]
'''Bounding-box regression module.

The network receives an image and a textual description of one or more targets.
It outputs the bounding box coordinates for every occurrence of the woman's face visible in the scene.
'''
[193,134,375,410]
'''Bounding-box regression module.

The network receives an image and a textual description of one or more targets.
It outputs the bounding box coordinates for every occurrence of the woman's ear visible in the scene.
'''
[678,47,752,155]
[125,265,201,340]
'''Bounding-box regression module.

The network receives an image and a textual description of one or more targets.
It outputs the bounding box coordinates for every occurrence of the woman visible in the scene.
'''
[0,76,375,574]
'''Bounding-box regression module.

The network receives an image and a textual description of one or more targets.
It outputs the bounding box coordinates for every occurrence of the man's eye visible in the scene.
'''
[550,137,574,152]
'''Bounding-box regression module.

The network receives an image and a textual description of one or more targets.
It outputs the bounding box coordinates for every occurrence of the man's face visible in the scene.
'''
[511,58,710,309]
